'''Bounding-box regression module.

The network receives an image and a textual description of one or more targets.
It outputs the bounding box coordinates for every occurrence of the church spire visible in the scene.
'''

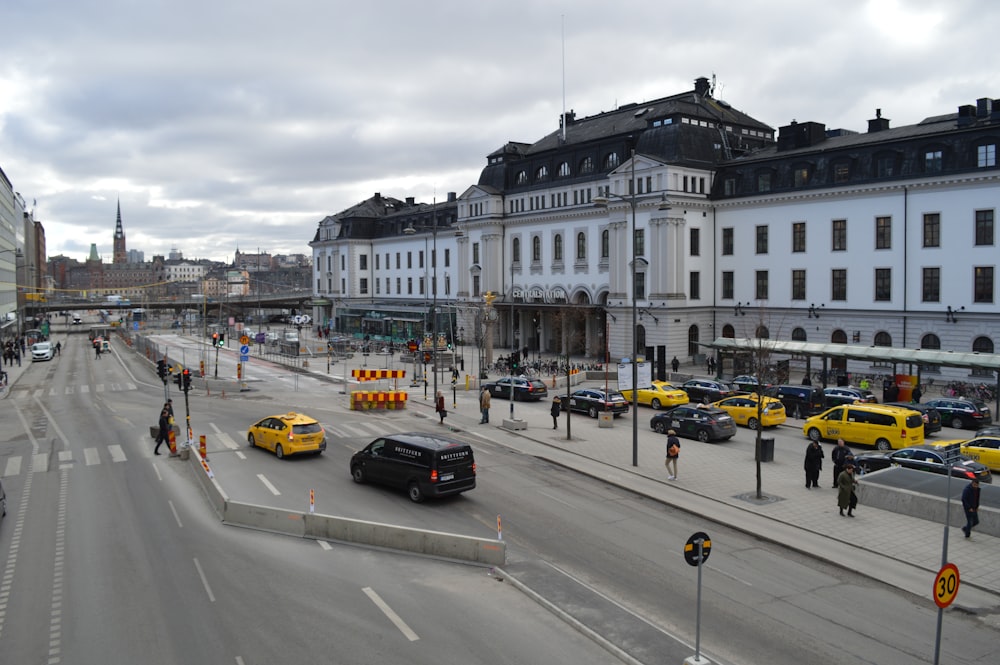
[113,198,127,264]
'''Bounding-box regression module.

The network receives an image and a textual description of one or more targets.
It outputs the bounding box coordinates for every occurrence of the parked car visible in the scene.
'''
[481,376,549,401]
[923,397,993,430]
[884,402,942,435]
[823,386,878,407]
[680,379,736,404]
[71,314,83,324]
[31,342,54,361]
[711,394,786,429]
[853,444,992,483]
[803,403,925,450]
[763,384,827,419]
[350,432,476,503]
[562,388,630,418]
[649,405,737,442]
[620,381,690,409]
[247,412,327,458]
[0,477,6,522]
[730,375,763,393]
[959,434,1000,472]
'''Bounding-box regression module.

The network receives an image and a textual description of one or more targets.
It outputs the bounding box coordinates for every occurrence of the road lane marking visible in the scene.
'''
[216,432,239,450]
[234,451,247,460]
[33,453,49,472]
[362,587,419,642]
[192,558,216,602]
[168,500,183,528]
[257,474,281,495]
[80,385,89,393]
[318,541,332,551]
[84,448,100,466]
[537,489,576,509]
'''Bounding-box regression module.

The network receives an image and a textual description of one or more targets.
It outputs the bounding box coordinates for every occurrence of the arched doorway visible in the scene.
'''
[830,329,848,372]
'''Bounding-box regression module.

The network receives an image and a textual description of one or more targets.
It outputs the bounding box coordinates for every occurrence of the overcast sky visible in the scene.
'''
[1,0,996,263]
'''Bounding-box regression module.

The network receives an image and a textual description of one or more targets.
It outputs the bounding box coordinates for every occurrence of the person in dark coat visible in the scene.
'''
[912,384,922,404]
[435,391,447,424]
[961,479,981,538]
[671,356,680,373]
[830,438,852,488]
[804,440,824,488]
[837,464,858,516]
[154,409,171,455]
[550,396,562,429]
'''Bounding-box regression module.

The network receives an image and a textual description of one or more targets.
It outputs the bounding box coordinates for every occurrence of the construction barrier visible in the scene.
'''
[352,369,406,381]
[351,390,408,411]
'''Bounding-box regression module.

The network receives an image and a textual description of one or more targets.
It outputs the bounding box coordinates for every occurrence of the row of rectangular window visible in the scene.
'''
[720,267,995,303]
[722,210,995,255]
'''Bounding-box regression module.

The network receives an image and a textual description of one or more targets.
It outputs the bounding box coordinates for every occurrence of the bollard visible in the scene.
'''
[199,434,207,460]
[168,428,177,455]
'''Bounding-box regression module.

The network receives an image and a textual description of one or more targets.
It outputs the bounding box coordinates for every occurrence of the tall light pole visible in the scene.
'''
[594,146,669,467]
[404,196,439,402]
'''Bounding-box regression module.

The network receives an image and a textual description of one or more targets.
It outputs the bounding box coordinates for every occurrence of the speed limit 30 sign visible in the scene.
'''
[933,563,960,609]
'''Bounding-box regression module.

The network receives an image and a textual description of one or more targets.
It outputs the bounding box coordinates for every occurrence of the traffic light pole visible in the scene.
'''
[214,343,219,378]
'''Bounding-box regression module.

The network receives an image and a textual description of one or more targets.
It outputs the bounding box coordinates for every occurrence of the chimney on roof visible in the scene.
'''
[957,104,976,127]
[406,197,415,206]
[447,192,457,202]
[777,120,827,151]
[867,109,890,133]
[374,192,381,203]
[694,76,711,97]
[977,98,991,117]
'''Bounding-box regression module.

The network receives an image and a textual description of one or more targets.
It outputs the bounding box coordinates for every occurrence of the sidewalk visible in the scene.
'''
[302,349,1000,614]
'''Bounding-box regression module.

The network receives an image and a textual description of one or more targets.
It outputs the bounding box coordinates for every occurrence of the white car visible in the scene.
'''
[71,314,83,324]
[31,342,55,361]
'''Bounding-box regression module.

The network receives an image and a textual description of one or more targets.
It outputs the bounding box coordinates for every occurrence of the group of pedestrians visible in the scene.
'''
[3,339,24,366]
[804,438,859,516]
[153,400,175,455]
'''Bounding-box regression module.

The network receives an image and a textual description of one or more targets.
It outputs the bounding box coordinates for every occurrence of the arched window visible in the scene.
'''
[601,229,610,258]
[604,152,620,170]
[831,329,847,344]
[723,324,735,338]
[512,237,521,264]
[553,234,563,261]
[579,156,595,174]
[532,236,541,262]
[973,336,994,354]
[576,232,586,260]
[535,165,549,181]
[921,333,941,349]
[558,162,571,177]
[688,325,700,357]
[874,331,892,347]
[516,171,527,185]
[791,327,807,341]
[755,325,770,339]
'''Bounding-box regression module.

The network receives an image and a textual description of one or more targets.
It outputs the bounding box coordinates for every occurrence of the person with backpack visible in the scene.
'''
[665,430,681,480]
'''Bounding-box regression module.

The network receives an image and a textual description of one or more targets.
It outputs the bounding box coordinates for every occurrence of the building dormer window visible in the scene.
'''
[516,171,528,185]
[535,165,549,181]
[924,149,943,173]
[557,162,571,177]
[579,156,595,174]
[977,143,997,168]
[604,152,620,170]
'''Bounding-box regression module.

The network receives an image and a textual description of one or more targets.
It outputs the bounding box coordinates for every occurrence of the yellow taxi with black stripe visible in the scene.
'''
[959,432,1000,472]
[621,381,690,410]
[247,412,327,459]
[711,394,786,429]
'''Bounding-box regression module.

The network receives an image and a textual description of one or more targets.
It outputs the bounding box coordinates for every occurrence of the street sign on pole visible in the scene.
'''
[934,563,960,609]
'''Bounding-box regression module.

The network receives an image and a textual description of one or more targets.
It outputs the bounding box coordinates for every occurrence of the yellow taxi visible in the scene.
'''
[711,394,786,429]
[959,433,1000,471]
[620,381,690,410]
[247,412,327,459]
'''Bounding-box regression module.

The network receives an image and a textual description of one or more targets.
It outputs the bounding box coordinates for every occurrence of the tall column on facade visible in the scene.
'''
[647,216,668,300]
[607,220,628,302]
[481,230,503,295]
[456,233,470,298]
[670,218,686,298]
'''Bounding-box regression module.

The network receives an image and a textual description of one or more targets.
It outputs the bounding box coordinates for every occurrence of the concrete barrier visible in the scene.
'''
[858,467,999,537]
[186,444,505,565]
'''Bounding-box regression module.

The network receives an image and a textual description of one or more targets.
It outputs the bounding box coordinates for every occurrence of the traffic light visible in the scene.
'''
[217,333,225,348]
[182,368,192,392]
[156,359,166,380]
[511,350,519,372]
[212,332,219,346]
[175,370,183,389]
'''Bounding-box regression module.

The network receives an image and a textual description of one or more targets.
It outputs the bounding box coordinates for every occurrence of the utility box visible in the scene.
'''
[598,412,614,428]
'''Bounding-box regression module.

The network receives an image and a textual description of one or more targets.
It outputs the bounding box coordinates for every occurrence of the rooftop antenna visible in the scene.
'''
[561,15,567,143]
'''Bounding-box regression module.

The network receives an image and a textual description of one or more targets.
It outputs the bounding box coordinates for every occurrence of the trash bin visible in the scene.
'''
[758,437,775,463]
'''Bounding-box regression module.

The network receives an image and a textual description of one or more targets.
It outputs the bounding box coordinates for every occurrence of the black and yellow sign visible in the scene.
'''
[684,531,712,567]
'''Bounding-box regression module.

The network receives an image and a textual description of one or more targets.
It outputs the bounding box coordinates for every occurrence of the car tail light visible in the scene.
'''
[921,414,929,423]
[901,428,907,439]
[472,462,477,475]
[430,469,438,483]
[288,432,294,441]
[961,469,975,479]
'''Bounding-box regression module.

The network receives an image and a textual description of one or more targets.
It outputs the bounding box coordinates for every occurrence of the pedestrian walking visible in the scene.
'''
[479,387,491,424]
[550,396,561,429]
[94,340,102,359]
[837,464,858,516]
[804,440,824,488]
[830,438,852,488]
[912,384,922,403]
[55,341,61,356]
[671,356,680,373]
[961,479,981,538]
[154,408,171,455]
[665,430,681,480]
[164,399,174,419]
[435,390,447,424]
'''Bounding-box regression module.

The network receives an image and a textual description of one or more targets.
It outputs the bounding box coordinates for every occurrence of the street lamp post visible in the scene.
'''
[594,146,669,467]
[404,197,439,404]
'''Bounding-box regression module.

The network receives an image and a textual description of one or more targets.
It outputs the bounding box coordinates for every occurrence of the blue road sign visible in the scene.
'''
[240,344,250,354]
[240,354,249,362]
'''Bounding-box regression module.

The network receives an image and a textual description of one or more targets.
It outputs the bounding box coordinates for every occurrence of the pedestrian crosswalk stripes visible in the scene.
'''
[9,382,138,400]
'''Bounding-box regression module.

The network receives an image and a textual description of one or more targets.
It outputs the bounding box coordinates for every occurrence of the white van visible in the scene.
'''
[283,330,299,343]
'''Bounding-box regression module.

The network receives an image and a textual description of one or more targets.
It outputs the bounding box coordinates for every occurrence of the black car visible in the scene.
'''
[650,405,737,442]
[823,387,878,407]
[563,388,630,418]
[923,397,993,430]
[481,376,549,401]
[853,445,992,483]
[350,433,477,502]
[884,402,942,435]
[763,384,827,419]
[680,379,736,404]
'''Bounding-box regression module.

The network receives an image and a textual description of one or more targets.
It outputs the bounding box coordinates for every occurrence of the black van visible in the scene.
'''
[764,385,826,419]
[350,433,476,502]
